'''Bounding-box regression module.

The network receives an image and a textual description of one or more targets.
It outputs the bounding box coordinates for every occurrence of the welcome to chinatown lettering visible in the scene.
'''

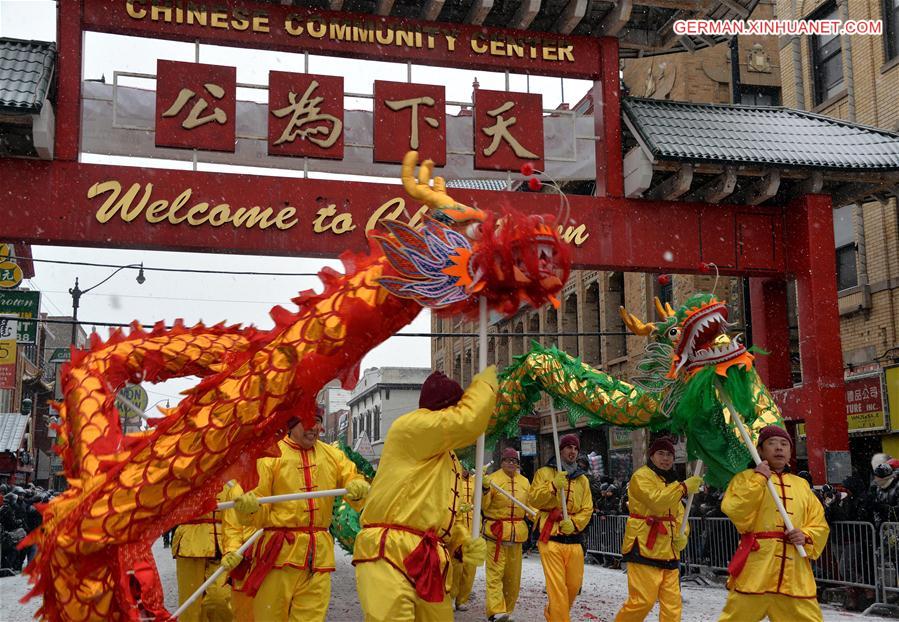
[123,1,576,62]
[87,179,590,245]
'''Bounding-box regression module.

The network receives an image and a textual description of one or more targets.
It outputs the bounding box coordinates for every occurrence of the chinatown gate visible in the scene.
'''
[0,0,852,481]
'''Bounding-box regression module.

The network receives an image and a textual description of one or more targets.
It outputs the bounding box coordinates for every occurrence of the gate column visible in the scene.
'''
[785,193,848,482]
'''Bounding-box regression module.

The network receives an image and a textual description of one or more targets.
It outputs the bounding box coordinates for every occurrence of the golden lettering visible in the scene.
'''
[168,189,192,224]
[365,198,406,233]
[210,10,228,28]
[307,17,326,38]
[231,206,275,228]
[252,13,269,33]
[482,101,538,159]
[376,26,394,45]
[508,41,524,58]
[187,5,207,26]
[125,0,146,19]
[352,24,373,43]
[470,34,487,54]
[146,199,170,223]
[444,33,457,51]
[489,40,504,56]
[89,180,152,223]
[150,5,172,22]
[206,204,231,226]
[558,45,574,62]
[384,97,439,150]
[313,204,337,232]
[542,46,558,61]
[330,22,350,41]
[558,223,590,246]
[272,80,343,148]
[161,84,228,129]
[312,204,356,234]
[285,15,303,36]
[396,29,415,47]
[231,8,249,31]
[273,207,298,230]
[187,202,211,225]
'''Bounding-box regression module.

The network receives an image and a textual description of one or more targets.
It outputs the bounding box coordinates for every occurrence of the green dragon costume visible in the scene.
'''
[492,293,783,488]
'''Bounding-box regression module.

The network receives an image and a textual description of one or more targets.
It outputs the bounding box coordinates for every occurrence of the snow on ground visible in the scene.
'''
[0,540,872,621]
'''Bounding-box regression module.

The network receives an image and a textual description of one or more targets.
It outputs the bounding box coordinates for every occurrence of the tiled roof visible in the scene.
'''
[623,97,899,171]
[0,38,56,114]
[0,413,28,453]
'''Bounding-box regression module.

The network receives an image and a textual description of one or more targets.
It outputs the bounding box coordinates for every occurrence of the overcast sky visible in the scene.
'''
[0,0,588,411]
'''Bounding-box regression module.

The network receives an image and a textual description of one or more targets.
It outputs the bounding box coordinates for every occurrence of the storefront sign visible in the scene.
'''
[799,373,886,436]
[520,434,537,457]
[48,348,71,364]
[0,245,23,289]
[85,0,601,80]
[609,427,633,450]
[0,290,40,344]
[0,337,15,390]
[115,383,149,418]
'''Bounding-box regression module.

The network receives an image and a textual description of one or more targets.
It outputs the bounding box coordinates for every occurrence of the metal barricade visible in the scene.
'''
[585,513,627,558]
[813,521,877,591]
[680,516,740,573]
[879,522,899,604]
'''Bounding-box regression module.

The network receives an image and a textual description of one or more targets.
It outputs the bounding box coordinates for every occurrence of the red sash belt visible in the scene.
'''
[629,514,675,550]
[539,508,563,544]
[233,526,328,597]
[366,523,447,603]
[727,531,787,579]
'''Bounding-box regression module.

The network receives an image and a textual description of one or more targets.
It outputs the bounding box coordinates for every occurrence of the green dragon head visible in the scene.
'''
[620,293,753,381]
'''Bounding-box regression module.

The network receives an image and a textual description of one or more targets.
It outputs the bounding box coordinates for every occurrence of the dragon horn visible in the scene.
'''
[619,306,655,336]
[654,297,676,320]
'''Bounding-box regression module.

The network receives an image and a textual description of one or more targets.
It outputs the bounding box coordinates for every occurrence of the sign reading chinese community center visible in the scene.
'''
[153,61,543,171]
[86,0,601,79]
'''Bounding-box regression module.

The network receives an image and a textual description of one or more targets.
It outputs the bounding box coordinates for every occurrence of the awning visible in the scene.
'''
[0,413,29,453]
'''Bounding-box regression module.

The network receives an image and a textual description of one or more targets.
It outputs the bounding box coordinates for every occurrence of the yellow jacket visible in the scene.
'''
[172,485,233,559]
[456,470,475,532]
[621,465,687,563]
[722,469,829,598]
[221,482,256,555]
[247,437,365,572]
[528,465,593,539]
[483,470,531,544]
[353,369,497,591]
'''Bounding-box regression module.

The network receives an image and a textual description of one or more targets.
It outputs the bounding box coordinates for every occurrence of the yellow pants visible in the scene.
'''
[718,591,823,622]
[175,557,233,622]
[485,542,523,617]
[231,590,254,622]
[356,560,452,622]
[614,562,682,622]
[252,566,330,622]
[537,541,584,622]
[451,558,476,607]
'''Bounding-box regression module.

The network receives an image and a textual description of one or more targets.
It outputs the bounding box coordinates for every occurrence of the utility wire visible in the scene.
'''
[27,256,321,277]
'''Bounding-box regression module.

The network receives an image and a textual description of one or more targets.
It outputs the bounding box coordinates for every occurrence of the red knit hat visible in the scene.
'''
[501,447,520,462]
[419,371,464,411]
[756,425,792,448]
[559,434,580,451]
[286,405,324,431]
[649,437,676,457]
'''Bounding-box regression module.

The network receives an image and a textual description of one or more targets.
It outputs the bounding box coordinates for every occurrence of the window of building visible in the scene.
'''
[373,406,381,441]
[739,87,781,106]
[833,204,858,291]
[811,4,844,104]
[886,0,899,60]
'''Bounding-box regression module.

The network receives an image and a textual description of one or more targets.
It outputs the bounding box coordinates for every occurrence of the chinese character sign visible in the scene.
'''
[156,60,236,152]
[474,89,543,171]
[373,81,446,166]
[269,71,344,159]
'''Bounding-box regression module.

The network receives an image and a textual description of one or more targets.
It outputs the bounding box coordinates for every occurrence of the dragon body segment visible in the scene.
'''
[495,293,783,488]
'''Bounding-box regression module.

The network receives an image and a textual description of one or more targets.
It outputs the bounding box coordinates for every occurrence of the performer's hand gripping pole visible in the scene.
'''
[717,381,807,558]
[550,411,569,521]
[471,297,488,539]
[216,488,347,511]
[168,528,264,619]
[680,460,703,536]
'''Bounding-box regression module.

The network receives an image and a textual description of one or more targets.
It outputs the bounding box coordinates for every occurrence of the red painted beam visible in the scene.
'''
[55,0,82,161]
[749,277,792,391]
[593,37,623,198]
[0,158,788,276]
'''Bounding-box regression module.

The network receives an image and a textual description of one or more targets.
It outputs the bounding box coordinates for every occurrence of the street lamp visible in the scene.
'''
[68,263,146,344]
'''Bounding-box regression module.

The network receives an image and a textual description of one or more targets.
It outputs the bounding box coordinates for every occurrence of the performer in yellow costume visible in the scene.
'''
[353,368,496,622]
[450,462,477,612]
[232,407,370,622]
[220,481,256,622]
[172,484,236,622]
[718,425,829,622]
[615,437,701,622]
[483,447,531,622]
[528,434,593,622]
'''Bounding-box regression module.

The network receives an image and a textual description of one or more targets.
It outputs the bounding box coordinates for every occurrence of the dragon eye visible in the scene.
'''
[466,223,482,241]
[667,327,682,341]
